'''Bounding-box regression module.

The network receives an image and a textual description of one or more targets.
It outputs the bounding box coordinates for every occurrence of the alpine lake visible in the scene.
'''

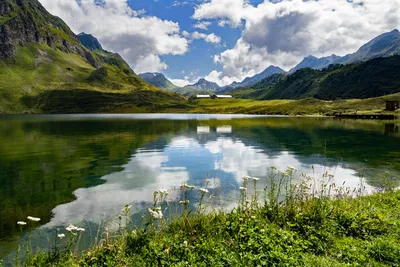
[1,114,400,265]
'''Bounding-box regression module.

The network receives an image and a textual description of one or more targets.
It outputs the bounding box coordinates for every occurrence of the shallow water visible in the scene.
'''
[1,114,399,263]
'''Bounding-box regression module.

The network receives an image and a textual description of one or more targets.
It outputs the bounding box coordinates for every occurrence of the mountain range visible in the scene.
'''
[289,29,400,72]
[139,73,222,96]
[141,29,400,96]
[227,29,400,100]
[140,66,285,96]
[232,55,400,100]
[229,66,285,88]
[0,0,184,113]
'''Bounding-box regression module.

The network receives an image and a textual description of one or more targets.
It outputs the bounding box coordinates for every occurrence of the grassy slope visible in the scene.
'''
[18,173,400,267]
[182,93,400,116]
[140,74,178,91]
[0,43,186,113]
[233,55,400,101]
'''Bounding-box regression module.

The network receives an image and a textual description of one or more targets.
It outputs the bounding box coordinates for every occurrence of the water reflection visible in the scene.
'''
[0,115,399,263]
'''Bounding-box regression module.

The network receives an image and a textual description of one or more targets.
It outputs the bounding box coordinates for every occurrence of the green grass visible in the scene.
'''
[183,93,400,116]
[13,169,400,267]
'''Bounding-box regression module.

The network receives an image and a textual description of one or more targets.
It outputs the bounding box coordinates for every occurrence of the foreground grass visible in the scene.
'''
[183,93,400,116]
[13,171,400,267]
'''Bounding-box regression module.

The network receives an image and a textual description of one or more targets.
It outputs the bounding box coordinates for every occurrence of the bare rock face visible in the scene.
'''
[0,0,12,16]
[0,0,133,71]
[0,0,90,60]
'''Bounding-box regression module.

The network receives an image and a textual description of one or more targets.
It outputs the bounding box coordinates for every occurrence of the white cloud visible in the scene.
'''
[194,0,400,85]
[204,70,235,86]
[192,31,222,44]
[45,149,189,226]
[169,78,192,87]
[39,0,189,73]
[169,72,201,87]
[194,21,212,30]
[170,1,190,8]
[134,54,168,74]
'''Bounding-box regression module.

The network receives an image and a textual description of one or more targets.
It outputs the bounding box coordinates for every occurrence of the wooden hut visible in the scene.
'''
[386,101,400,111]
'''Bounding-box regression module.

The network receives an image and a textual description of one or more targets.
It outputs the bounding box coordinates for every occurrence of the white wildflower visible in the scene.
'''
[205,179,211,183]
[243,176,251,180]
[179,200,189,204]
[147,208,163,219]
[183,241,188,247]
[181,183,195,189]
[199,188,209,193]
[17,221,27,225]
[239,187,247,191]
[158,189,169,195]
[66,224,78,232]
[57,234,65,239]
[27,216,41,222]
[252,177,260,181]
[76,227,85,232]
[287,166,297,171]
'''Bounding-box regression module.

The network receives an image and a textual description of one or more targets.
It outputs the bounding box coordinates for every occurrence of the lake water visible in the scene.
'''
[1,114,400,263]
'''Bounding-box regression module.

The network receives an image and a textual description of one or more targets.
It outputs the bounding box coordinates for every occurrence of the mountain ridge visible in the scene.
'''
[188,78,221,91]
[230,65,286,88]
[78,32,103,51]
[290,29,400,72]
[139,72,178,91]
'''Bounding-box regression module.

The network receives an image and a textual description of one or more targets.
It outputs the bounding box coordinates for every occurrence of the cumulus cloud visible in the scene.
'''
[169,78,192,87]
[169,71,202,87]
[192,31,222,44]
[39,0,189,73]
[194,21,212,30]
[194,0,400,85]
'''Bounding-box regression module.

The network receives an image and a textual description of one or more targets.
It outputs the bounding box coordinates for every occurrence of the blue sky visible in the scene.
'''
[127,0,246,82]
[40,0,399,86]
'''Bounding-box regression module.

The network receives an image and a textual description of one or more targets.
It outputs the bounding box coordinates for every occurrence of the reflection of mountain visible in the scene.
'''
[0,117,191,240]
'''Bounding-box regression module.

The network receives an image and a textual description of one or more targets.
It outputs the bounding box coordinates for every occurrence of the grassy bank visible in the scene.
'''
[182,93,400,116]
[9,169,400,267]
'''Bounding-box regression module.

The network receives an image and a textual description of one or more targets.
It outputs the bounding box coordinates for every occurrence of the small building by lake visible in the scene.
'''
[386,100,400,111]
[197,95,210,99]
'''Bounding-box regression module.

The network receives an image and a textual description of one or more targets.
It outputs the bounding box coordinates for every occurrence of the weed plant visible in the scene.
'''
[6,167,400,267]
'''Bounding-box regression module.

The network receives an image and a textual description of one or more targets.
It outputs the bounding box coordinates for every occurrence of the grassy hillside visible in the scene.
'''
[184,93,400,116]
[234,55,400,101]
[0,43,186,113]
